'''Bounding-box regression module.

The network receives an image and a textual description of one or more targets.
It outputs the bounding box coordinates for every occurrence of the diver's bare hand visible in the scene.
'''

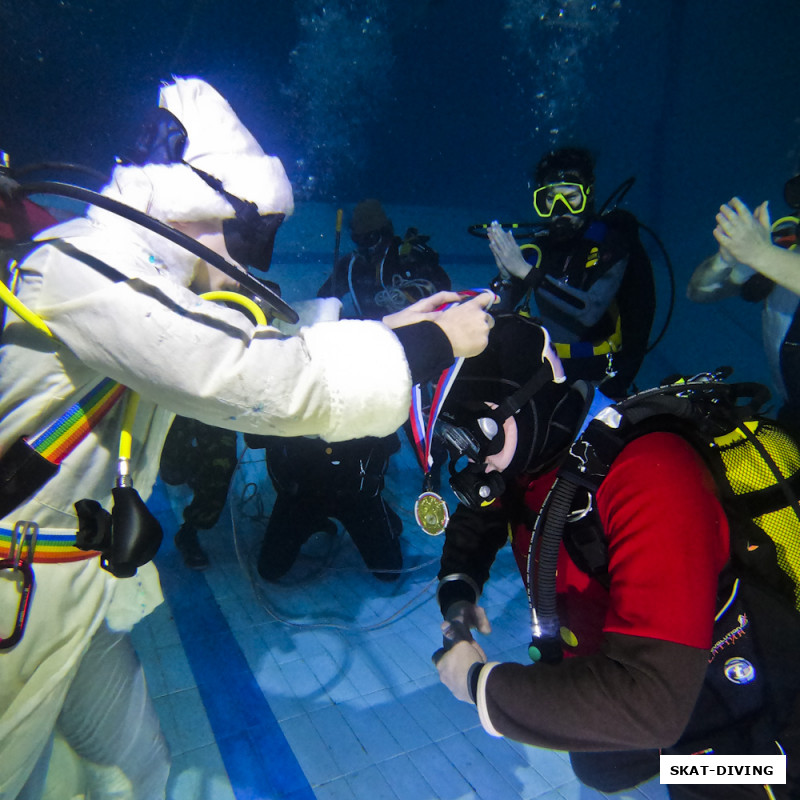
[382,291,495,358]
[487,221,531,280]
[433,292,495,358]
[382,291,466,329]
[713,198,772,267]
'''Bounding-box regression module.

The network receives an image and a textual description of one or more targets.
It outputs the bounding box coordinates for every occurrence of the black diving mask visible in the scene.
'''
[123,107,188,166]
[437,411,505,463]
[222,209,285,272]
[436,320,566,510]
[436,414,508,510]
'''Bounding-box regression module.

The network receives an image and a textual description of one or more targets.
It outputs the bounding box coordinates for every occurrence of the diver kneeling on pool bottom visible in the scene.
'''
[432,312,800,800]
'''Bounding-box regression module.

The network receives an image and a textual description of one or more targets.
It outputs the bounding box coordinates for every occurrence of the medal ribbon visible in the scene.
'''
[410,360,462,476]
[410,289,495,535]
[408,289,493,478]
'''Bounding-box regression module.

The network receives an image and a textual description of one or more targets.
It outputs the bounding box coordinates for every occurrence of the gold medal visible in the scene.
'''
[414,491,449,536]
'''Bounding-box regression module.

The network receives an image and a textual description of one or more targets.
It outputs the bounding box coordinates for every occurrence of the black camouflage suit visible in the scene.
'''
[159,416,238,531]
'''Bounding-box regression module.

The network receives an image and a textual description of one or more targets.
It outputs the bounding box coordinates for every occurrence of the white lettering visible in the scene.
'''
[660,755,785,784]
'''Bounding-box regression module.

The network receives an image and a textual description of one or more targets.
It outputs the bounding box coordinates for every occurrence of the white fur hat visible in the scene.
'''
[101,76,294,223]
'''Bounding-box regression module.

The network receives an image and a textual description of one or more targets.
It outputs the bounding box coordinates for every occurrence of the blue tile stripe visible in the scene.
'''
[156,545,315,800]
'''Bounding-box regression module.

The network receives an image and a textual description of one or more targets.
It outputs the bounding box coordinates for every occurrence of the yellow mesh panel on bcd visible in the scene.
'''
[716,422,800,493]
[754,506,800,610]
[715,421,800,611]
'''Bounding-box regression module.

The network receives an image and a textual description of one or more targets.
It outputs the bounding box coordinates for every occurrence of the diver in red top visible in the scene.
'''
[433,312,798,799]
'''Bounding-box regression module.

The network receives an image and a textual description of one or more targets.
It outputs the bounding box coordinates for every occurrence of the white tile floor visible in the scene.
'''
[137,434,670,800]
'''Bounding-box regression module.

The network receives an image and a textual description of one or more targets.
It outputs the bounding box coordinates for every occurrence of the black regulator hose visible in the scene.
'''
[13,161,110,185]
[14,180,299,324]
[467,221,547,240]
[527,476,579,664]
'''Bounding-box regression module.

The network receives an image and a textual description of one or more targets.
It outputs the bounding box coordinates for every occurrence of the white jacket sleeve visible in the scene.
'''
[22,229,412,442]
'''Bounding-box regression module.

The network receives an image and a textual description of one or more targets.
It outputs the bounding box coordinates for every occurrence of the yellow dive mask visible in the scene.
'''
[532,182,591,218]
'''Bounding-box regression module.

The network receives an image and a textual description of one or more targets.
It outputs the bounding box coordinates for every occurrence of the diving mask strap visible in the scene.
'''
[495,352,561,425]
[187,165,257,220]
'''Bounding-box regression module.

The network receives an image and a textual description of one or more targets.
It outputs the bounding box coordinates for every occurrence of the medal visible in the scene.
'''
[414,490,449,536]
[409,354,462,537]
[410,375,457,537]
[408,289,496,536]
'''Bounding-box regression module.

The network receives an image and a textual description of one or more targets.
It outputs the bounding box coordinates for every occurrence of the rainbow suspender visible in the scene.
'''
[0,377,126,562]
[27,378,127,464]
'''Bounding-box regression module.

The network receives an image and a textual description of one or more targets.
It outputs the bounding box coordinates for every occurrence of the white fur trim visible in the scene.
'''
[276,297,343,332]
[97,77,294,223]
[160,77,263,163]
[159,77,294,219]
[476,662,504,737]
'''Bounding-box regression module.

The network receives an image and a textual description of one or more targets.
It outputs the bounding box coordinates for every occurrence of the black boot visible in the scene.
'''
[174,525,210,570]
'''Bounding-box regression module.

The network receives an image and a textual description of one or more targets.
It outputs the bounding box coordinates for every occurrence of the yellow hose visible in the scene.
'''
[1,280,263,467]
[118,392,139,461]
[200,290,267,325]
[0,278,53,337]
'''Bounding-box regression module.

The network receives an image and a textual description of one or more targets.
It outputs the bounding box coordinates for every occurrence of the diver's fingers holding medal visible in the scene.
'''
[382,291,464,329]
[435,292,495,358]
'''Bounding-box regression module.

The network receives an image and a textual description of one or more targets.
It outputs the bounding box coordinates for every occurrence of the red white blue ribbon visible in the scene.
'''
[408,289,494,478]
[410,360,462,475]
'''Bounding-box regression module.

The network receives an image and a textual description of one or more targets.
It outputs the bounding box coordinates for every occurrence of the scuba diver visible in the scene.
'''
[487,147,656,399]
[688,175,800,436]
[0,77,495,798]
[245,432,404,582]
[159,416,239,570]
[248,200,453,583]
[318,198,452,319]
[431,312,800,799]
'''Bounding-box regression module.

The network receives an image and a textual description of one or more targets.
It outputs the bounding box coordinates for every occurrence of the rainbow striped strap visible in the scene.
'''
[0,526,99,563]
[26,378,127,464]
